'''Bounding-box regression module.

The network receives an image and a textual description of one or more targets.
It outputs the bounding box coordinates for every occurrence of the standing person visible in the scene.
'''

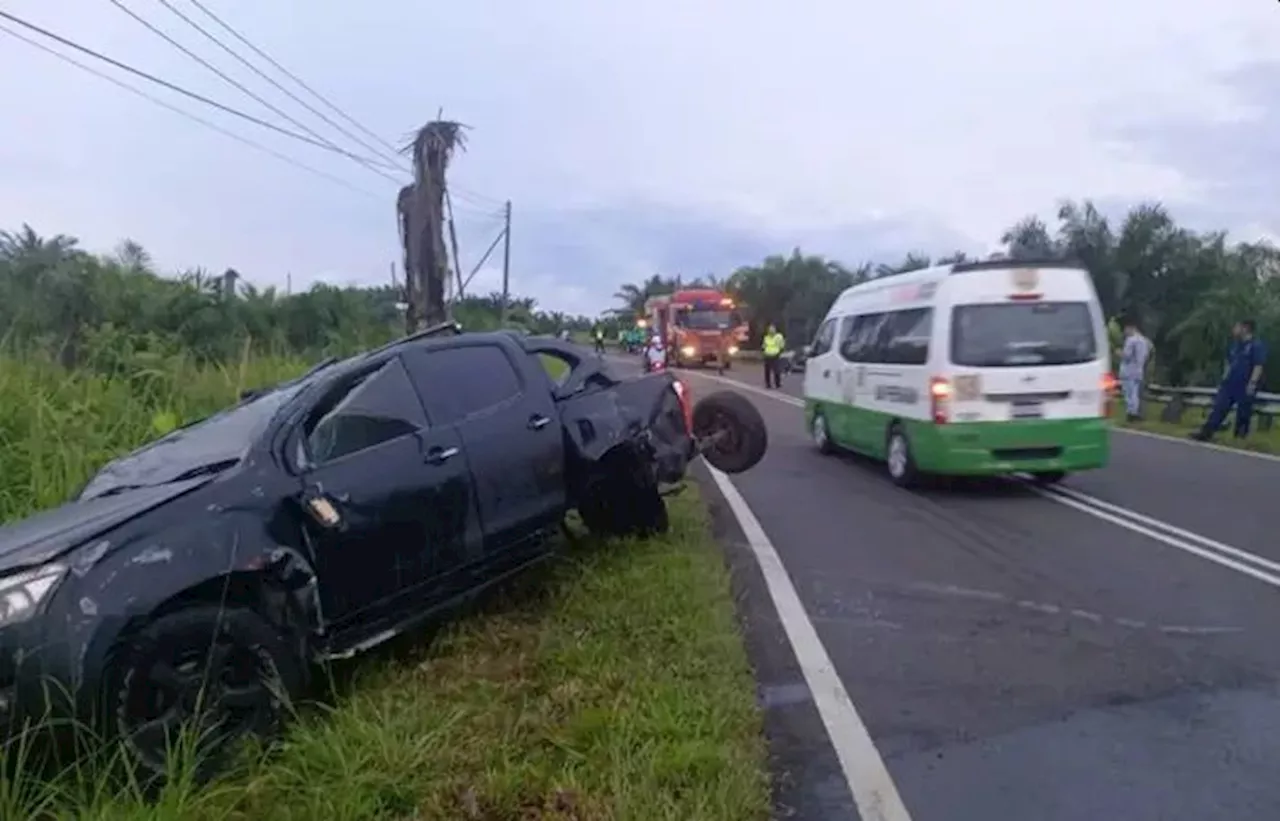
[644,332,665,372]
[592,323,606,355]
[1118,318,1152,422]
[761,324,786,389]
[1191,319,1267,441]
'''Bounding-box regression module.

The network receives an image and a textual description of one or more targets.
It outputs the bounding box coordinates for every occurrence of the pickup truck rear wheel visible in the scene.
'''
[693,391,768,474]
[578,450,670,538]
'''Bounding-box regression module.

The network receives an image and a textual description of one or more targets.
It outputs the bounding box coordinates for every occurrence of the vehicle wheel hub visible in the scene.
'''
[888,435,908,478]
[814,415,828,446]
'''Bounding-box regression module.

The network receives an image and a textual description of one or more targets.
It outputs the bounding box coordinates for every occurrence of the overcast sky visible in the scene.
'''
[3,0,1280,316]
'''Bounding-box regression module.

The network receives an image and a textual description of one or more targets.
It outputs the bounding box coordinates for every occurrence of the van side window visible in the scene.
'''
[839,313,887,362]
[879,308,933,365]
[809,319,836,356]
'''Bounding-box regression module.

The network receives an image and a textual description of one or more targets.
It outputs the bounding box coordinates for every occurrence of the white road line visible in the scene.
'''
[1026,485,1280,589]
[1040,483,1280,575]
[705,462,914,821]
[1112,424,1280,463]
[683,369,806,407]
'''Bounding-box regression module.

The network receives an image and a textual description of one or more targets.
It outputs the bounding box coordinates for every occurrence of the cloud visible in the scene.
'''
[3,0,1280,316]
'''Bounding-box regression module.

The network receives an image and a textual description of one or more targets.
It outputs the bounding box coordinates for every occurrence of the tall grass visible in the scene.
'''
[0,346,307,520]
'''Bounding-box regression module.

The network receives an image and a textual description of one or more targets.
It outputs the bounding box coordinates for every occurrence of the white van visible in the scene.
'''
[802,260,1113,487]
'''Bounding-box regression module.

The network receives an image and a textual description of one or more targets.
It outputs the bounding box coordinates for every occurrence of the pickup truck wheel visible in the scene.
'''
[693,391,768,474]
[104,605,303,784]
[578,454,670,538]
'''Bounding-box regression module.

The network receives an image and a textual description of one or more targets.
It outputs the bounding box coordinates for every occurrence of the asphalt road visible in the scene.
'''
[618,354,1280,821]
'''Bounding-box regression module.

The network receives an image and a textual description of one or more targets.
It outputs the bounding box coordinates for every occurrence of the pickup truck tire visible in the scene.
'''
[693,391,768,474]
[577,448,671,538]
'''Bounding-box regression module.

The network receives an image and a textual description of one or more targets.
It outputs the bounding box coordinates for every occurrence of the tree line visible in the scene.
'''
[609,200,1280,390]
[0,224,594,374]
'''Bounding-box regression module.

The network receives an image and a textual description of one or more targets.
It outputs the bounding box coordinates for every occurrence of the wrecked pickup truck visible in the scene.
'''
[0,323,766,779]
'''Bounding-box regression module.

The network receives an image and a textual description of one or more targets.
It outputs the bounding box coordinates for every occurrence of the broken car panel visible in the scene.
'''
[0,325,767,779]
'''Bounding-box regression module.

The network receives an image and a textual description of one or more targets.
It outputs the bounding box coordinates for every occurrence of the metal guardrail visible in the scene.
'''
[1144,384,1280,430]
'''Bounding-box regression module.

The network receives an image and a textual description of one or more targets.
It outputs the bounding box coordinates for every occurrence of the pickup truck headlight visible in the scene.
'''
[0,563,67,629]
[727,345,739,355]
[681,345,696,357]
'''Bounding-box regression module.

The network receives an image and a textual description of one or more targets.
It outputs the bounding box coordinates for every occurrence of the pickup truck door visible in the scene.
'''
[292,356,483,631]
[401,340,566,566]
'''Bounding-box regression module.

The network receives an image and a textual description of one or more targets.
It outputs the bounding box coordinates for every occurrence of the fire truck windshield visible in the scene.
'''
[675,309,736,330]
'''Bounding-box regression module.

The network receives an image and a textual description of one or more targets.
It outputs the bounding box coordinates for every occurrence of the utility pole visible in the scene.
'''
[499,199,512,326]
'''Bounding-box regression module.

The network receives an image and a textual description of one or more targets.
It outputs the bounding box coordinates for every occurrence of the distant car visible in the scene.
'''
[780,347,808,374]
[0,325,767,781]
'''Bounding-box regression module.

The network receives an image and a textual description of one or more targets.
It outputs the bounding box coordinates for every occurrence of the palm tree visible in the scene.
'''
[399,119,467,331]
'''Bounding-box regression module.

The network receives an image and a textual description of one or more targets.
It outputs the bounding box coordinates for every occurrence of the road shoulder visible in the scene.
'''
[693,460,864,821]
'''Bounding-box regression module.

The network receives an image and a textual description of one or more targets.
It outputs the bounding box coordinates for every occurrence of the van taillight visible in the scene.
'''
[1101,372,1117,416]
[672,378,693,434]
[929,377,951,424]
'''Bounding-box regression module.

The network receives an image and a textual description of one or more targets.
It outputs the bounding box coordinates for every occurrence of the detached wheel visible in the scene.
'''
[886,425,920,488]
[105,605,303,783]
[692,391,768,474]
[812,410,835,455]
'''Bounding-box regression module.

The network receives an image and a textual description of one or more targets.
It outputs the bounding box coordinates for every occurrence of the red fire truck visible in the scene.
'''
[644,289,747,369]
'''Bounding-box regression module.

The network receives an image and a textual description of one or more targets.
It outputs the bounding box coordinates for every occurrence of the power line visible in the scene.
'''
[0,20,383,200]
[105,0,401,183]
[152,0,410,173]
[181,0,406,160]
[0,7,402,173]
[176,0,508,210]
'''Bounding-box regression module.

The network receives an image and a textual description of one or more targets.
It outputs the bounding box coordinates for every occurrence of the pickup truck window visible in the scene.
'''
[305,358,427,464]
[405,345,521,424]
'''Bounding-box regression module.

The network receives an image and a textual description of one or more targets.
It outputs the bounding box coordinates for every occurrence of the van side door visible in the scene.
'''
[861,308,934,457]
[836,313,887,450]
[803,317,839,407]
[401,339,566,572]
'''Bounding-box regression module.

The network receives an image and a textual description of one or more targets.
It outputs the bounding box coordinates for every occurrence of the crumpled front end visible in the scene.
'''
[558,373,695,488]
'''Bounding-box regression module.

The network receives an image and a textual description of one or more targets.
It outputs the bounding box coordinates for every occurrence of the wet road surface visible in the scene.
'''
[617,354,1280,821]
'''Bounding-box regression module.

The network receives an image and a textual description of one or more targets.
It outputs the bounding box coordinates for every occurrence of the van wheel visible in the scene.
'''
[812,411,835,455]
[886,425,919,488]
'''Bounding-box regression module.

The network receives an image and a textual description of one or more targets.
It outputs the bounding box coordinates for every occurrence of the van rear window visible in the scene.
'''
[950,302,1096,367]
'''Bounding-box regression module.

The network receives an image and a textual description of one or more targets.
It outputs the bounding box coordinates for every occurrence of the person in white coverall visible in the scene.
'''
[645,333,666,371]
[1119,318,1152,421]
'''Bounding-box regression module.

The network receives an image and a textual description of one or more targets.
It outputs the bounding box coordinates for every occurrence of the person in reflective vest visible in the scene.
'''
[1191,318,1267,441]
[762,324,786,389]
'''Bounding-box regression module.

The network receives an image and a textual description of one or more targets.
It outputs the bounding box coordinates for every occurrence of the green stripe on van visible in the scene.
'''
[806,399,1109,475]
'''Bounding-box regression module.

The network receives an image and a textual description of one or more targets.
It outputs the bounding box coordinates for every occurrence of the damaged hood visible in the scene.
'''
[0,478,210,574]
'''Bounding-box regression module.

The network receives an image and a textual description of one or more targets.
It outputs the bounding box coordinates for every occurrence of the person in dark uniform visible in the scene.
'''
[1191,319,1266,441]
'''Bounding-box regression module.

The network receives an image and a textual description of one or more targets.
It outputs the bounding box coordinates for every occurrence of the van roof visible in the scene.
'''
[827,258,1092,314]
[950,258,1085,273]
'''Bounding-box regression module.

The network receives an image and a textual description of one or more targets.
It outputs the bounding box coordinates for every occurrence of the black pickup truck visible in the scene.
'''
[0,324,766,779]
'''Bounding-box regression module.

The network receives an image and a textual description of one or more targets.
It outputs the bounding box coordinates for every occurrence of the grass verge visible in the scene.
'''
[1,351,770,820]
[1111,400,1280,454]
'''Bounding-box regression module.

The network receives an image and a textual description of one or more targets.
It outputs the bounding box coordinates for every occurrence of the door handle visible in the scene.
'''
[528,414,552,430]
[425,446,459,465]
